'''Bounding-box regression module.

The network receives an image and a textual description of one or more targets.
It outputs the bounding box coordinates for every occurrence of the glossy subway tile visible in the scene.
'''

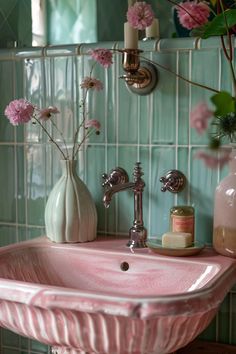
[0,39,235,352]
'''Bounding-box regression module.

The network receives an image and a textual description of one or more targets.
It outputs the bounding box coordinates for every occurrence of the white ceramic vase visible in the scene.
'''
[213,146,236,258]
[45,160,97,243]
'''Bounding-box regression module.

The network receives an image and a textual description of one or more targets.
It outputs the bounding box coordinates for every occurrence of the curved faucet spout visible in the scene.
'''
[102,162,147,248]
[103,182,135,208]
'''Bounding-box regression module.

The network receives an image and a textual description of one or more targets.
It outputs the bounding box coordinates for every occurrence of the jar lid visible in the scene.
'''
[170,205,194,216]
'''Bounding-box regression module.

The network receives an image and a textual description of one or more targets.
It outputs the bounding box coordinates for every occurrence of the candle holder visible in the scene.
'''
[120,49,158,95]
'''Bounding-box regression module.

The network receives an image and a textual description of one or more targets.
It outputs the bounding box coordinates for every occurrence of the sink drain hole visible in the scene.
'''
[120,261,129,271]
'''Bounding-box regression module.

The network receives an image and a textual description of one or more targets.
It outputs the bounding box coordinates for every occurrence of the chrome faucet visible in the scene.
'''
[102,162,147,248]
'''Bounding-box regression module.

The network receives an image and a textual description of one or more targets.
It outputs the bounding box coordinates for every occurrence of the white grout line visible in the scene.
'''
[175,50,179,206]
[115,53,120,164]
[12,59,19,244]
[22,60,29,240]
[148,51,154,236]
[217,47,222,184]
[104,57,110,235]
[0,221,44,228]
[0,141,211,148]
[104,64,109,165]
[42,55,48,217]
[115,52,120,234]
[187,50,192,205]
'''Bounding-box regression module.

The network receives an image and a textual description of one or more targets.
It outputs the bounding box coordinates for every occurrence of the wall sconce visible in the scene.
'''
[120,49,158,95]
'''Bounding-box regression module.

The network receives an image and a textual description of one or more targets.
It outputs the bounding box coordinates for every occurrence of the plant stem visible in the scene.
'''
[219,0,236,98]
[72,61,98,160]
[72,88,89,160]
[34,116,67,160]
[50,117,69,159]
[139,55,221,94]
[73,128,97,158]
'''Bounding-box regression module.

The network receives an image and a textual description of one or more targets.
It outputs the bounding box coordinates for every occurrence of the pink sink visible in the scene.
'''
[0,237,235,354]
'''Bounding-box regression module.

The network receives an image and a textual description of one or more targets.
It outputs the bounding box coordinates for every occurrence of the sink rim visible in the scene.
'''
[0,236,235,319]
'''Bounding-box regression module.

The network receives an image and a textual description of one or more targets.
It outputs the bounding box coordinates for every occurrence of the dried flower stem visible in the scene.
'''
[49,117,69,159]
[72,88,89,160]
[34,116,67,160]
[72,129,93,158]
[72,62,98,160]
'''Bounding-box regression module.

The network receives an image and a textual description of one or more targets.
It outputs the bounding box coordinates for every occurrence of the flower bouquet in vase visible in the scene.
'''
[4,49,113,243]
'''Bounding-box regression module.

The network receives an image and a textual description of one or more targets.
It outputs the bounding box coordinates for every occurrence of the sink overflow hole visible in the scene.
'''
[120,261,129,271]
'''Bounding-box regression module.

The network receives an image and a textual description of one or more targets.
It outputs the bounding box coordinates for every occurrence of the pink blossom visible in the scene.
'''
[4,99,34,126]
[80,77,103,91]
[127,1,154,30]
[195,150,231,169]
[176,1,211,30]
[39,106,60,121]
[190,102,213,134]
[89,49,113,68]
[85,119,101,134]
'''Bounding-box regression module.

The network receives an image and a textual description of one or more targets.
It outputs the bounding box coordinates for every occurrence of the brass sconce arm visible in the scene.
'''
[120,49,158,95]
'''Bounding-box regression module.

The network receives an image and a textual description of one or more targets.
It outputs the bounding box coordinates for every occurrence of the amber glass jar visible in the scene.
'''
[170,206,195,242]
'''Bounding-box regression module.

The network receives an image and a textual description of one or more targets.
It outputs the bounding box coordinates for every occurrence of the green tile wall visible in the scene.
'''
[0,38,235,352]
[0,0,32,48]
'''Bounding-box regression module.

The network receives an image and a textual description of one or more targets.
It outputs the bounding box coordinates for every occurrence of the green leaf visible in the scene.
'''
[211,91,235,116]
[201,10,236,38]
[191,10,236,38]
[191,23,211,37]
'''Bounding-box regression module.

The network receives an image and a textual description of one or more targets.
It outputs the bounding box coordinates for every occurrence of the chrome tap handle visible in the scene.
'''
[160,170,186,193]
[127,162,147,248]
[132,162,145,188]
[102,167,129,188]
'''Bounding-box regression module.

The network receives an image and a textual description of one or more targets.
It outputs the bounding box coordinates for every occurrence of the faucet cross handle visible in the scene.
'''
[160,170,186,193]
[102,167,129,188]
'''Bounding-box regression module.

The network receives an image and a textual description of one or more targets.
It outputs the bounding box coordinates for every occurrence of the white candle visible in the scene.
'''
[145,18,160,39]
[124,22,138,49]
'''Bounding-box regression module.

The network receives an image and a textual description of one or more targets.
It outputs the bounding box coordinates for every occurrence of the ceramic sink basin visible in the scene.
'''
[0,237,235,354]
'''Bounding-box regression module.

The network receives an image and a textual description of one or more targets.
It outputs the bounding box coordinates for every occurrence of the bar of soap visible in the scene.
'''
[162,232,192,248]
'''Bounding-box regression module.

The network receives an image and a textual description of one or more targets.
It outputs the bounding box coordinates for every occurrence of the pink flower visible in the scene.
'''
[39,106,60,121]
[195,150,231,169]
[85,119,101,134]
[127,1,154,30]
[190,102,213,134]
[176,1,211,30]
[89,49,113,68]
[4,99,34,126]
[80,77,103,91]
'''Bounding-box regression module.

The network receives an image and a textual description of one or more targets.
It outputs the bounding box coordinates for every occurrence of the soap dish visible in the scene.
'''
[146,239,205,257]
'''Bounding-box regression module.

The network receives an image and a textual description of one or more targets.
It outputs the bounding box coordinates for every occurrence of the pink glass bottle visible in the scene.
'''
[213,146,236,258]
